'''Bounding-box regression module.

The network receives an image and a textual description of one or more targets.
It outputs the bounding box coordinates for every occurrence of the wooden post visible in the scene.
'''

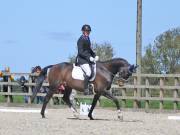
[136,0,142,108]
[133,76,138,108]
[174,77,179,110]
[145,77,150,110]
[28,76,32,104]
[7,76,11,103]
[159,78,164,110]
[122,88,126,108]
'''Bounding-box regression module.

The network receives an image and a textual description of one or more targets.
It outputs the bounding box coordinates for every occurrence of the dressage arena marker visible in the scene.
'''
[168,116,180,120]
[0,108,47,113]
[80,102,93,116]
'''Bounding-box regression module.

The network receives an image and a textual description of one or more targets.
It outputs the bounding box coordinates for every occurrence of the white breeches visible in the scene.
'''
[80,64,92,77]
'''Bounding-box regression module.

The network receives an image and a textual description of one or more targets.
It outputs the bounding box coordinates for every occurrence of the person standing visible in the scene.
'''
[2,67,13,102]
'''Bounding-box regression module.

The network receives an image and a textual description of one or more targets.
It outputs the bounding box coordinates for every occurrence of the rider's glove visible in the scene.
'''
[90,57,94,62]
[95,56,99,61]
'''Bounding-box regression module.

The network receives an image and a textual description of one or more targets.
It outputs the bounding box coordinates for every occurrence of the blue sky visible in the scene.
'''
[0,0,179,72]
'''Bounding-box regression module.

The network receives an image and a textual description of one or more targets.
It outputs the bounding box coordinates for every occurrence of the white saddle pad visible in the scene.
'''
[72,64,96,81]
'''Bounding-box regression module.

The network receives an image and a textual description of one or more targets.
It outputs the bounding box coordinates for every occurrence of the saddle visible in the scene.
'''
[72,64,96,81]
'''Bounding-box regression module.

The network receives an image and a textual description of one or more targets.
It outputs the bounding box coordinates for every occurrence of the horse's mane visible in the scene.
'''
[99,58,128,64]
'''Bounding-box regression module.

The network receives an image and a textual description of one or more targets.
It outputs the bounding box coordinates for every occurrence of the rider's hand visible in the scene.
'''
[90,57,94,62]
[95,56,99,61]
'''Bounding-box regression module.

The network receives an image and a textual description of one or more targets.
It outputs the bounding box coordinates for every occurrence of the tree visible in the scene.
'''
[68,42,114,63]
[142,28,180,74]
[68,55,76,64]
[92,42,114,61]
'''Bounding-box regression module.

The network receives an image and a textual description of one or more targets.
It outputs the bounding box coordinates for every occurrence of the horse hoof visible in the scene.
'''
[118,115,123,121]
[90,117,94,120]
[88,114,94,120]
[117,110,123,121]
[41,114,45,118]
[73,112,79,119]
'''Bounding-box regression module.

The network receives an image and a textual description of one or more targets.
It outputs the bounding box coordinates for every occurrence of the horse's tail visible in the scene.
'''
[31,65,53,103]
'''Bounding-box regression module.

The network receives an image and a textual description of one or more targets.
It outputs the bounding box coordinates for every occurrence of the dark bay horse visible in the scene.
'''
[31,58,137,120]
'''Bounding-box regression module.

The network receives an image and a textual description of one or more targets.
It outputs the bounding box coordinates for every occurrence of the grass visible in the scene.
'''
[0,95,24,103]
[0,95,179,110]
[99,98,180,110]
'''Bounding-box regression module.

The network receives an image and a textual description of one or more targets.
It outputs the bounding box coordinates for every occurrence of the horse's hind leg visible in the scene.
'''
[41,88,54,118]
[62,88,77,111]
[62,88,78,117]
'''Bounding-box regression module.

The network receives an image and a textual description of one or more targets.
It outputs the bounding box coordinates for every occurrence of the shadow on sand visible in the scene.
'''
[67,117,143,123]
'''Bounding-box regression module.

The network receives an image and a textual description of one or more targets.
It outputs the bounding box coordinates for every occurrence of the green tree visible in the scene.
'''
[142,28,180,74]
[68,42,114,63]
[92,42,113,61]
[68,55,76,63]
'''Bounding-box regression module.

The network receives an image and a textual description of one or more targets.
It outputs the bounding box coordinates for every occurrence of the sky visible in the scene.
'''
[0,0,179,72]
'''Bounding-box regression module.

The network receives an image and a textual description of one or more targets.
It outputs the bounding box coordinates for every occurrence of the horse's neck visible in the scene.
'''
[102,61,120,75]
[103,59,127,74]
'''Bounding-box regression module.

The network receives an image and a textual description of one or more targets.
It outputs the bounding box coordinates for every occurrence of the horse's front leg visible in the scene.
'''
[102,90,123,120]
[88,94,101,120]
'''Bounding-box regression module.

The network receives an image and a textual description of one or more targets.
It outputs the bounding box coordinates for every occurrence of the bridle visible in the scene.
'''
[109,71,129,83]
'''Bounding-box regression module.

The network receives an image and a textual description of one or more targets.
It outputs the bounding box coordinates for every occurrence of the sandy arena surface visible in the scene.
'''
[0,107,180,135]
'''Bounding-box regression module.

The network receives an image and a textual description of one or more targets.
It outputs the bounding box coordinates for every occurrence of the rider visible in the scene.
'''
[76,24,99,95]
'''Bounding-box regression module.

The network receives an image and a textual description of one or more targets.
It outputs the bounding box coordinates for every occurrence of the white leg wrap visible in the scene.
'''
[70,106,76,113]
[71,106,79,119]
[117,110,123,121]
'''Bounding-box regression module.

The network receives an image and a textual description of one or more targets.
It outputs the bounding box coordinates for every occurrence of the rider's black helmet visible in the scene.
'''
[81,24,91,31]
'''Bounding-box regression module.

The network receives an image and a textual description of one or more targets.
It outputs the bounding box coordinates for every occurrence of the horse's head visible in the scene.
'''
[117,64,138,86]
[102,58,138,86]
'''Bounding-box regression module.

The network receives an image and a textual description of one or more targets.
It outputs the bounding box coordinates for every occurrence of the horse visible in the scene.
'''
[31,58,137,120]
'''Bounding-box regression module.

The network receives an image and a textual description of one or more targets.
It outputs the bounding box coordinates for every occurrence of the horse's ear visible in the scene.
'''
[129,64,138,73]
[129,64,135,73]
[132,65,139,73]
[134,65,139,70]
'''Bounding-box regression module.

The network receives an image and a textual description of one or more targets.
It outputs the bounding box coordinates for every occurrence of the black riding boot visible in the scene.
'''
[84,75,90,95]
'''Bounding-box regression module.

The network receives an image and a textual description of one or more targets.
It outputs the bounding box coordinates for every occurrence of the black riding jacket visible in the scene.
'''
[76,35,96,65]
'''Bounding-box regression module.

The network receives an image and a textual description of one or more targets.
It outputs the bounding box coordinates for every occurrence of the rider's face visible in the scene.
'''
[83,30,91,36]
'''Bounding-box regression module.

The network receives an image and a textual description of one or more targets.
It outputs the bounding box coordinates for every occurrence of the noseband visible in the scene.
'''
[116,74,129,83]
[110,72,129,83]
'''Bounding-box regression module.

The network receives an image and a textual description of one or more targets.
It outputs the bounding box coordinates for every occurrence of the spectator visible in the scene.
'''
[36,85,48,104]
[1,67,13,102]
[0,71,3,78]
[31,66,60,105]
[31,66,48,104]
[18,76,29,103]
